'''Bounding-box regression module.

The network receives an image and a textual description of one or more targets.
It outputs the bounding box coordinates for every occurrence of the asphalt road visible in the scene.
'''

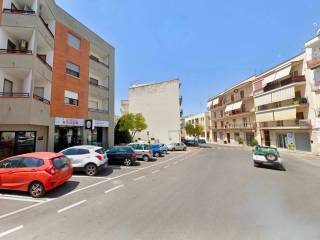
[1,146,320,240]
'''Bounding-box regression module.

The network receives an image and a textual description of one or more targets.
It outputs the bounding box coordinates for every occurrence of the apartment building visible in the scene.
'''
[120,100,129,116]
[124,79,182,144]
[207,76,257,145]
[184,112,210,141]
[0,0,114,159]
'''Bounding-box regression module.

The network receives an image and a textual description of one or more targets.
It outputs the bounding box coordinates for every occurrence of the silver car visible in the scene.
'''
[168,142,187,151]
[128,143,153,161]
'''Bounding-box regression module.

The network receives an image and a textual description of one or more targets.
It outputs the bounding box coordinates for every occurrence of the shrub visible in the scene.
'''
[251,139,259,146]
[238,138,244,145]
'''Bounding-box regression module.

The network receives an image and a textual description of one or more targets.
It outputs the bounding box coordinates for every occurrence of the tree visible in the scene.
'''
[193,124,204,140]
[185,123,195,137]
[118,113,148,139]
[114,119,132,145]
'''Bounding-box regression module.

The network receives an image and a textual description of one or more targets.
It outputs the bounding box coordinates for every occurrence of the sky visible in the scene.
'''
[56,0,320,116]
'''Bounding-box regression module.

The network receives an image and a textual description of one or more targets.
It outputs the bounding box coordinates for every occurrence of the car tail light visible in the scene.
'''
[131,152,137,158]
[46,162,56,175]
[96,155,103,161]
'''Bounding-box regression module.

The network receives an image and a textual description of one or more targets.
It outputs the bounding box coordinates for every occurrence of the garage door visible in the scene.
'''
[295,133,311,152]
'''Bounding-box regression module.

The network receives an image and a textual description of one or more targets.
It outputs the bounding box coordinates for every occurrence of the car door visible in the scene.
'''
[107,148,119,163]
[62,148,80,167]
[17,157,44,190]
[135,144,143,159]
[0,158,23,189]
[75,148,92,166]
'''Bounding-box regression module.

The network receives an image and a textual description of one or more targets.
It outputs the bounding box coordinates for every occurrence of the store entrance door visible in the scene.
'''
[55,127,82,152]
[264,130,271,146]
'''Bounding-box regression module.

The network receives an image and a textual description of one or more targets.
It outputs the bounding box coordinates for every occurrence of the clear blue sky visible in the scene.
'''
[56,0,320,116]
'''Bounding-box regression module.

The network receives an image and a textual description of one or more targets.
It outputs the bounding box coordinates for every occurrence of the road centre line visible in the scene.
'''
[57,200,87,214]
[0,149,201,220]
[134,176,146,181]
[104,185,124,194]
[0,225,23,238]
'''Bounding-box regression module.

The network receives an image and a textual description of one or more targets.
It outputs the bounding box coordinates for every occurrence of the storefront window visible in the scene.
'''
[54,127,83,152]
[0,132,36,160]
[87,128,103,146]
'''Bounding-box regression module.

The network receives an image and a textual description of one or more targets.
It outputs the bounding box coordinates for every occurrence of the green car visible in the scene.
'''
[252,145,284,170]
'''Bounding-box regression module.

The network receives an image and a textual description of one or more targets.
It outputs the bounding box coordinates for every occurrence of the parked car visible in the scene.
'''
[253,145,284,170]
[198,139,206,144]
[107,146,137,166]
[0,152,73,198]
[60,145,108,176]
[128,143,153,161]
[159,144,169,154]
[184,139,199,147]
[151,144,164,157]
[168,142,187,151]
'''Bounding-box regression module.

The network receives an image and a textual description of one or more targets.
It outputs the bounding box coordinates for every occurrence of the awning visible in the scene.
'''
[254,93,272,107]
[262,73,276,87]
[256,111,274,123]
[271,86,295,103]
[273,107,296,121]
[225,103,234,112]
[274,65,292,81]
[225,101,243,112]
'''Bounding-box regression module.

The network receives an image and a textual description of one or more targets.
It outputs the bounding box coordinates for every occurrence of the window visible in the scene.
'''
[231,94,234,102]
[3,79,13,94]
[296,112,304,120]
[67,33,81,50]
[62,148,78,156]
[66,62,80,78]
[90,78,99,86]
[64,90,79,106]
[77,149,90,155]
[314,67,320,83]
[95,148,106,154]
[0,158,21,168]
[52,157,69,169]
[240,90,245,99]
[20,158,44,168]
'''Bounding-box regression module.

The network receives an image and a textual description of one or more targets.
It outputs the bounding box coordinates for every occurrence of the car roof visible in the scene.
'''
[4,152,64,160]
[66,145,102,150]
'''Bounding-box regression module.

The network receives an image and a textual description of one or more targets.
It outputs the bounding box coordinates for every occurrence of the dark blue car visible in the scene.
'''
[151,144,164,157]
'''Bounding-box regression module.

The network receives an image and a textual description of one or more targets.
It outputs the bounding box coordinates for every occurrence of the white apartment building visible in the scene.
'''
[124,79,182,144]
[184,112,210,141]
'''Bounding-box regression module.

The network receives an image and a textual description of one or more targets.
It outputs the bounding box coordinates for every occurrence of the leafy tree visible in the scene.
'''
[193,124,204,139]
[118,113,147,139]
[114,119,132,145]
[185,123,195,136]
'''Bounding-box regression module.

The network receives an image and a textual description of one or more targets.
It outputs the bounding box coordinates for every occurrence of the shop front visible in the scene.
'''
[85,120,109,147]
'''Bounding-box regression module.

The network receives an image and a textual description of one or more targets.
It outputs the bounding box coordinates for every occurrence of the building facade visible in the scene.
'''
[120,100,129,116]
[184,112,210,141]
[0,0,114,159]
[125,79,182,144]
[207,77,257,146]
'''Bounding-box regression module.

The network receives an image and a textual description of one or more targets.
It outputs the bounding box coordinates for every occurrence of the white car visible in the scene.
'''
[159,144,169,154]
[167,142,187,151]
[61,145,108,176]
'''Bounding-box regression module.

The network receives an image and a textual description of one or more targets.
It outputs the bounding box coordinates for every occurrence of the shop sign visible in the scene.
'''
[55,117,84,127]
[85,120,93,130]
[93,120,109,128]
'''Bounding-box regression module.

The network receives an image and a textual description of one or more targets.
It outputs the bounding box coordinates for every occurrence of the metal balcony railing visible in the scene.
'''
[90,55,109,68]
[37,54,53,71]
[0,92,30,97]
[3,8,35,14]
[33,94,50,104]
[89,78,108,90]
[88,108,109,114]
[0,49,32,54]
[39,15,54,38]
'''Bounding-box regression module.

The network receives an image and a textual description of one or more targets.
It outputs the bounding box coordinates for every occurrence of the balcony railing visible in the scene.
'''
[89,108,109,114]
[37,54,52,71]
[90,55,109,68]
[89,79,108,90]
[0,49,32,54]
[260,119,311,129]
[3,8,35,14]
[210,123,256,130]
[257,98,308,111]
[33,94,50,104]
[264,76,306,93]
[39,15,54,38]
[0,92,30,97]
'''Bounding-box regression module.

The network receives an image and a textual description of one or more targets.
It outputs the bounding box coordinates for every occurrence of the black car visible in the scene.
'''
[107,146,137,166]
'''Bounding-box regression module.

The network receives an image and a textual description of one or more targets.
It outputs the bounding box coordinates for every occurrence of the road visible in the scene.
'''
[0,146,320,239]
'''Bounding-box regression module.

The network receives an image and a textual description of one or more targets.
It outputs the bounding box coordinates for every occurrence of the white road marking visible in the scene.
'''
[0,196,44,203]
[0,225,23,238]
[0,149,202,220]
[104,185,124,194]
[173,161,178,165]
[152,170,160,174]
[134,176,146,181]
[71,175,112,180]
[164,165,170,169]
[57,200,87,214]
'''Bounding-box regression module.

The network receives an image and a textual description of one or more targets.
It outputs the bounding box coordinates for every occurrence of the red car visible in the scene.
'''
[0,152,73,198]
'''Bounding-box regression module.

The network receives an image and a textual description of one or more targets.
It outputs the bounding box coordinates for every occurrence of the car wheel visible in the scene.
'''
[85,163,98,176]
[143,155,150,162]
[265,153,278,162]
[29,181,45,198]
[123,158,132,166]
[154,152,160,157]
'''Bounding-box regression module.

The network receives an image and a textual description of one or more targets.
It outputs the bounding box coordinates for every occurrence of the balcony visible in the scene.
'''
[90,55,109,68]
[0,92,30,97]
[210,122,256,130]
[257,97,308,112]
[39,15,54,39]
[263,76,305,93]
[36,54,52,71]
[3,8,35,14]
[33,94,50,105]
[88,108,109,121]
[2,9,36,28]
[259,119,312,130]
[89,78,108,90]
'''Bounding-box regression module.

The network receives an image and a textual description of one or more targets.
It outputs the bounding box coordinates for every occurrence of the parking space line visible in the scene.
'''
[71,175,112,180]
[152,170,160,174]
[134,176,146,182]
[57,200,87,214]
[0,196,44,203]
[0,225,23,238]
[164,165,170,169]
[104,185,124,194]
[173,161,178,165]
[0,149,202,221]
